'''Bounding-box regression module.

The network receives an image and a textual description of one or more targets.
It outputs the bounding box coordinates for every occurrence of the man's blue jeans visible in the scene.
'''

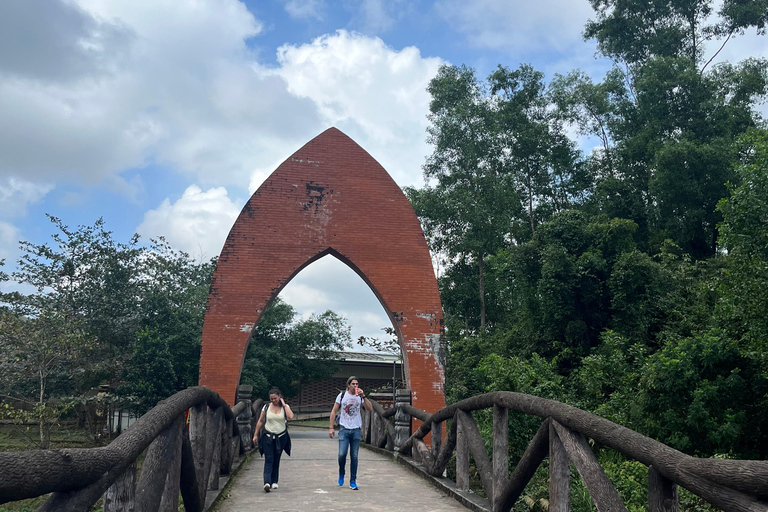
[338,427,361,481]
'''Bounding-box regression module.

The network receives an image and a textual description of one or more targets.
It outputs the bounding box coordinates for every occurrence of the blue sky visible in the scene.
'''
[1,0,766,347]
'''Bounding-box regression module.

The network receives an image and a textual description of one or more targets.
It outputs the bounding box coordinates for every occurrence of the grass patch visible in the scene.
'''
[0,421,99,452]
[0,421,108,511]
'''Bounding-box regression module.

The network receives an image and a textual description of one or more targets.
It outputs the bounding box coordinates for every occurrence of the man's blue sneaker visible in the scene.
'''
[350,481,358,490]
[338,475,344,486]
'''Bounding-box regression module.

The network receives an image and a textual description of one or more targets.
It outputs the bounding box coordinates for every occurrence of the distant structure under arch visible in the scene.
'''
[199,128,445,415]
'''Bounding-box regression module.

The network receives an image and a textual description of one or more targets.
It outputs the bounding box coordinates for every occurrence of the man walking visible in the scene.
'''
[329,376,372,490]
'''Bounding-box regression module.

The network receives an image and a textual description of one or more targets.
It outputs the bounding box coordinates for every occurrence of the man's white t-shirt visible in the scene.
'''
[336,391,363,429]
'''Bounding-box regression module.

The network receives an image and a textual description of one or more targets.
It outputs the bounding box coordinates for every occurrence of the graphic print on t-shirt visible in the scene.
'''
[337,392,362,429]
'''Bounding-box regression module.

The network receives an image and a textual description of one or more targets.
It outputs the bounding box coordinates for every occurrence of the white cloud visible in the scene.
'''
[0,178,54,217]
[273,30,445,187]
[0,0,320,191]
[137,185,241,260]
[434,0,594,57]
[1,2,442,200]
[278,255,392,342]
[0,221,19,264]
[282,0,326,20]
[279,283,331,312]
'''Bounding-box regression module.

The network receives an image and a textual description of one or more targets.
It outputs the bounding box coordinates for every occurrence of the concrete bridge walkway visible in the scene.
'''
[217,427,471,512]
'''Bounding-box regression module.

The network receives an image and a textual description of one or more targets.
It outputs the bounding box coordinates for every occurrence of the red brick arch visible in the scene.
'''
[199,127,445,415]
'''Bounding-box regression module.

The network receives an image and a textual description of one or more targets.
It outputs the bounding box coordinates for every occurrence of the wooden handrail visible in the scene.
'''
[362,390,768,512]
[0,386,256,512]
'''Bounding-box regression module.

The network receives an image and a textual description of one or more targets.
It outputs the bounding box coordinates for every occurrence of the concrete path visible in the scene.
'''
[216,427,470,512]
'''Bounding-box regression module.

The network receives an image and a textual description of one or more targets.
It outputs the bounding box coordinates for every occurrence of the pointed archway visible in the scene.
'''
[199,128,445,415]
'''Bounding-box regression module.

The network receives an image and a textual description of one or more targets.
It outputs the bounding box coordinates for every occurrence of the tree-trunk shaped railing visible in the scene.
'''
[361,390,768,512]
[0,387,265,511]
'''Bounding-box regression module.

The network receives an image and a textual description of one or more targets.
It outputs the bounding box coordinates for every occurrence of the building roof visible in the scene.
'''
[335,351,400,364]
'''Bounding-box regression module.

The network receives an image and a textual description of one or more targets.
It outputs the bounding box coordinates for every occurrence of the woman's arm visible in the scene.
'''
[253,409,266,443]
[281,398,294,420]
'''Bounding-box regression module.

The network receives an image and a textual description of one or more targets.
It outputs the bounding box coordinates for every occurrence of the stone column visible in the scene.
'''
[394,388,412,455]
[235,385,253,450]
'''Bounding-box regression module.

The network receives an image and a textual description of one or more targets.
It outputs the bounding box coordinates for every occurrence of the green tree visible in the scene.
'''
[573,0,768,258]
[717,128,768,344]
[9,216,144,390]
[240,298,350,399]
[490,64,588,236]
[120,239,216,411]
[407,64,521,331]
[0,307,85,448]
[637,329,768,457]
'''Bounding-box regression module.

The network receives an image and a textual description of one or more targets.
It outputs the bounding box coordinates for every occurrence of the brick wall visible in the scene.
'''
[199,128,446,416]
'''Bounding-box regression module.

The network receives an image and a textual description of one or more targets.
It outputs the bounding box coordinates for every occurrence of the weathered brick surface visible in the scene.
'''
[199,128,445,415]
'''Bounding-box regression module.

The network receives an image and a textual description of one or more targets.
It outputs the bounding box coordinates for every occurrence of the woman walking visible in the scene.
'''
[253,387,293,492]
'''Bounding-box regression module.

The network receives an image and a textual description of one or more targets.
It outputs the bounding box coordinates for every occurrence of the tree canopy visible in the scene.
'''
[409,4,768,500]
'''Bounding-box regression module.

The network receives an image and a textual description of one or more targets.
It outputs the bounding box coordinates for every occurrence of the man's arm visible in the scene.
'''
[329,402,340,438]
[358,390,373,412]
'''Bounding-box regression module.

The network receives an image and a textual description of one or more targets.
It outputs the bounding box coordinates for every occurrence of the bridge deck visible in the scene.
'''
[218,427,470,512]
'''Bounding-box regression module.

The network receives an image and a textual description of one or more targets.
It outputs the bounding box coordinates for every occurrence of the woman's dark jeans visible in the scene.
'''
[262,433,284,485]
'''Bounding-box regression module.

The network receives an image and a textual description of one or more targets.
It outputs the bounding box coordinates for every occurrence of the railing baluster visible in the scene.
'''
[431,420,442,464]
[455,409,494,498]
[492,404,509,512]
[498,419,550,512]
[430,418,458,477]
[221,417,234,475]
[189,402,209,505]
[413,437,433,468]
[649,465,678,512]
[180,427,202,512]
[207,408,224,491]
[549,418,571,512]
[159,416,184,512]
[456,410,470,491]
[136,415,182,511]
[552,420,628,512]
[103,459,137,512]
[362,408,370,443]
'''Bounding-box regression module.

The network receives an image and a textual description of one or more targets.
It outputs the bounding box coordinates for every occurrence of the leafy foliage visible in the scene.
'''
[409,1,768,509]
[240,298,351,399]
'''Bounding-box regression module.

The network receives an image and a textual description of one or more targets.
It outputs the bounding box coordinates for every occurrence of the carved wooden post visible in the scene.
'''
[180,428,202,512]
[206,407,223,491]
[136,415,182,512]
[103,459,137,512]
[189,403,209,505]
[431,420,442,461]
[456,410,470,492]
[492,404,509,512]
[236,386,253,450]
[361,408,369,443]
[649,466,678,512]
[394,388,411,455]
[159,416,184,512]
[371,411,383,448]
[549,418,570,512]
[221,417,234,475]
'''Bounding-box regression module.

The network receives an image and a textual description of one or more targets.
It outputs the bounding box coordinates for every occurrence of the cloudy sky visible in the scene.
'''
[1,0,766,348]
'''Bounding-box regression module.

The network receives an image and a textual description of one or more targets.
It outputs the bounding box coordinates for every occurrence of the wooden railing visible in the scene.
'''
[0,387,264,511]
[361,390,768,512]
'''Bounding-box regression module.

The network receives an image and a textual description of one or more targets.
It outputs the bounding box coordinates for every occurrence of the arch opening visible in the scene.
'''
[199,127,445,414]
